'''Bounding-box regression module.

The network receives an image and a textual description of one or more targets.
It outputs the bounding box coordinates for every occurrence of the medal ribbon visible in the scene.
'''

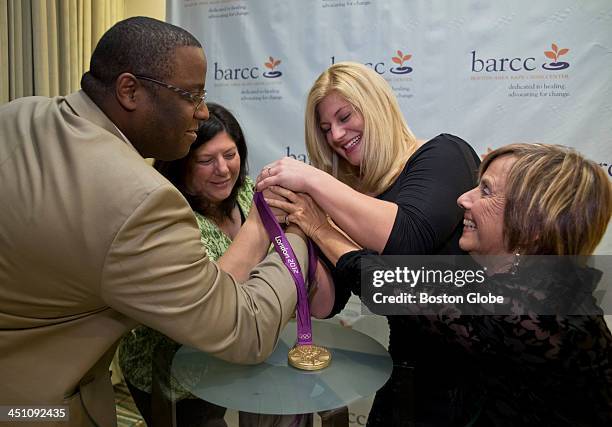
[254,191,316,345]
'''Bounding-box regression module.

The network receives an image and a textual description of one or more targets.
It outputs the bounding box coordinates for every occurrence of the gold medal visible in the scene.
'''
[288,344,332,371]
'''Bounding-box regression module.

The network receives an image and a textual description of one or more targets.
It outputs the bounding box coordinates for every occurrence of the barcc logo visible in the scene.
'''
[263,56,282,78]
[331,49,413,75]
[542,43,569,70]
[391,50,412,74]
[471,43,570,72]
[214,56,283,80]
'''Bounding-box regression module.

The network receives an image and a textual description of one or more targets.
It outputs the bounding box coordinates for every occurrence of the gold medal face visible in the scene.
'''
[288,344,332,371]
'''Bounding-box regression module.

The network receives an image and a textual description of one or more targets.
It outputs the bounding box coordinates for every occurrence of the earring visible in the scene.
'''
[509,251,521,275]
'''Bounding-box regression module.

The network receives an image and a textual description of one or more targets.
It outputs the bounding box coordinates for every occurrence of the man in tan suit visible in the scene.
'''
[0,17,307,427]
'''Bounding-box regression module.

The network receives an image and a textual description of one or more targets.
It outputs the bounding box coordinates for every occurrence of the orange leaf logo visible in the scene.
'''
[392,50,412,66]
[265,56,281,70]
[544,43,570,62]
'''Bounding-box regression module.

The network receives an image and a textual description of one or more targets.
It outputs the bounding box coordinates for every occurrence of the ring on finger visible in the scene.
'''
[284,215,290,226]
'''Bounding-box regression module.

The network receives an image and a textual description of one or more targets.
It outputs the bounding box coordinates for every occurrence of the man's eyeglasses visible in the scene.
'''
[134,75,207,111]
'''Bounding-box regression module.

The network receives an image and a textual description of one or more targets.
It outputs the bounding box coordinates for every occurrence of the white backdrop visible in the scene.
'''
[167,1,612,424]
[168,0,612,253]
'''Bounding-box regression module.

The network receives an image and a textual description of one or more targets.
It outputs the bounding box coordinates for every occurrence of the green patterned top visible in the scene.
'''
[117,176,255,399]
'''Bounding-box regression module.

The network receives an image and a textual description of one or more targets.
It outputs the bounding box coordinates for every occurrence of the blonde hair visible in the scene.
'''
[481,143,612,256]
[304,62,417,195]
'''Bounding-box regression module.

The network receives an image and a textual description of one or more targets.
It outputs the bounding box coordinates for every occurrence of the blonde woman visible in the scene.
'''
[258,62,480,425]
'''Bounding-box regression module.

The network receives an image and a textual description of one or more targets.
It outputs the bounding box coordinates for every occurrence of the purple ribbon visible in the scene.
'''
[254,192,317,345]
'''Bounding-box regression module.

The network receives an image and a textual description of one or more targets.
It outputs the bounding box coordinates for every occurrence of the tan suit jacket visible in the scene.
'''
[0,91,306,426]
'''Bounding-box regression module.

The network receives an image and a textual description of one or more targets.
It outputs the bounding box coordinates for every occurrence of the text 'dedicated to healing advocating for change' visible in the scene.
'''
[359,255,612,316]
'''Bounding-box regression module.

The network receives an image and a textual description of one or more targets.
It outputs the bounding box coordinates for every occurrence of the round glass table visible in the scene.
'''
[171,319,392,415]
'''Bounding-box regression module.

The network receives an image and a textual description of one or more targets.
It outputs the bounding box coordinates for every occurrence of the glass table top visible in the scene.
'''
[171,319,392,415]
